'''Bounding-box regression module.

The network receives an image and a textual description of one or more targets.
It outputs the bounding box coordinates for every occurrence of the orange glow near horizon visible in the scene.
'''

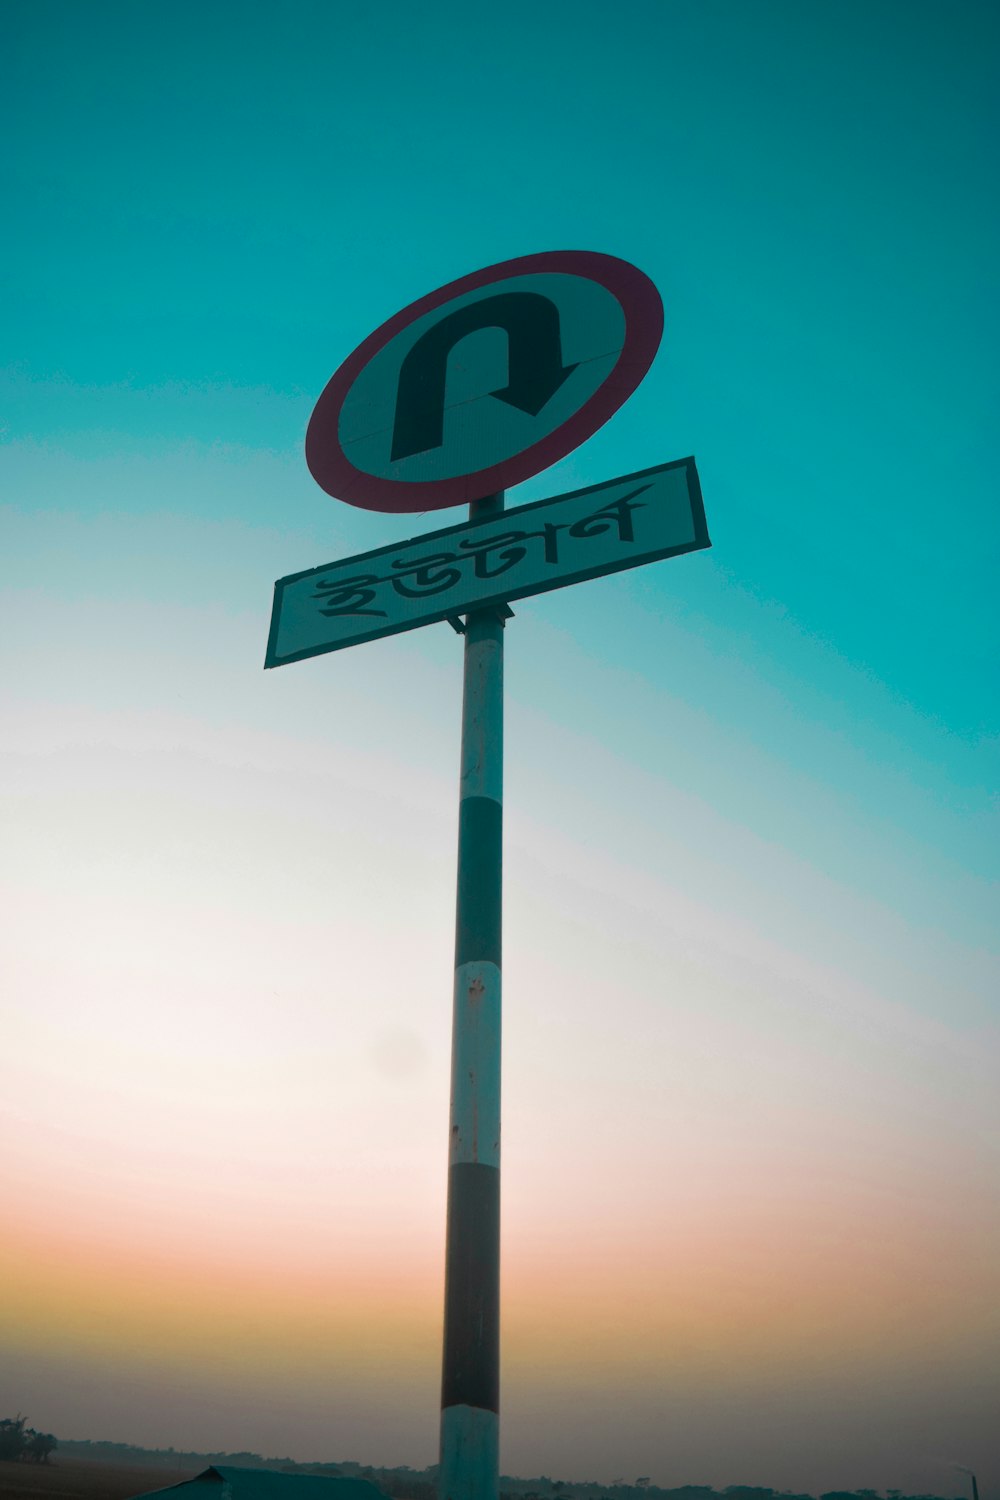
[6,1164,994,1410]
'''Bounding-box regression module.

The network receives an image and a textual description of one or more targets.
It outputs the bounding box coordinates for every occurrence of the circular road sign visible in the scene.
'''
[306,250,663,514]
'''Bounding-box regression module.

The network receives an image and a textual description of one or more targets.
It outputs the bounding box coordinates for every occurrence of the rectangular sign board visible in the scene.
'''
[265,457,709,668]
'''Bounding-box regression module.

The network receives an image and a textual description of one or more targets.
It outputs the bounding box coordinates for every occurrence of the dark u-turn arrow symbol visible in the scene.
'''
[390,292,578,462]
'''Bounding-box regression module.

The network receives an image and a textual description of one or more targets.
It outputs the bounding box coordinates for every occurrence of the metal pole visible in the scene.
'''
[439,491,505,1500]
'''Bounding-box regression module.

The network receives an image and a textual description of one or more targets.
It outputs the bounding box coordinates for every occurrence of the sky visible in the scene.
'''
[2,0,998,1494]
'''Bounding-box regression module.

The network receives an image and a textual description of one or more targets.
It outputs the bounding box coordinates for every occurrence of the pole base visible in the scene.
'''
[439,1404,499,1500]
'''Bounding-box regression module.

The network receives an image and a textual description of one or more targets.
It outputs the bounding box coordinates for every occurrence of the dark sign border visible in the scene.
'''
[266,458,708,668]
[305,250,663,514]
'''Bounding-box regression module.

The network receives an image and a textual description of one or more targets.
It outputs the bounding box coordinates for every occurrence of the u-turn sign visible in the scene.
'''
[305,250,663,513]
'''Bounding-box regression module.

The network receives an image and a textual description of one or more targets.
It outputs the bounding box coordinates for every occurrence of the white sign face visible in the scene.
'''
[305,250,664,513]
[265,459,709,668]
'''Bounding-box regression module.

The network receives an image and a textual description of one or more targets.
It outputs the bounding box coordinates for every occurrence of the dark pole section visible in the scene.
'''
[439,492,505,1500]
[441,1161,501,1412]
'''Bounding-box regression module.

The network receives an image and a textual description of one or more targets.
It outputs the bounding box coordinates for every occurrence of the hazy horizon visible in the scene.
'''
[42,1433,986,1499]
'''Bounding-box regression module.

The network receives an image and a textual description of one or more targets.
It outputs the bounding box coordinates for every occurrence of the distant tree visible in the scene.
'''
[636,1482,652,1491]
[27,1431,57,1464]
[0,1418,27,1462]
[0,1417,56,1464]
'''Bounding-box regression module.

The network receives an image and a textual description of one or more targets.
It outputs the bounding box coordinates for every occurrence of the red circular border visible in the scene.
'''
[305,250,663,514]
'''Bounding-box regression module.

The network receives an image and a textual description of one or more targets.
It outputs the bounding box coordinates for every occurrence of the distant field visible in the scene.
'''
[0,1458,198,1500]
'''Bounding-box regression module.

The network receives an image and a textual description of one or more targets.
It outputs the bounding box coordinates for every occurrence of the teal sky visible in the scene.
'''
[3,2,998,1494]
